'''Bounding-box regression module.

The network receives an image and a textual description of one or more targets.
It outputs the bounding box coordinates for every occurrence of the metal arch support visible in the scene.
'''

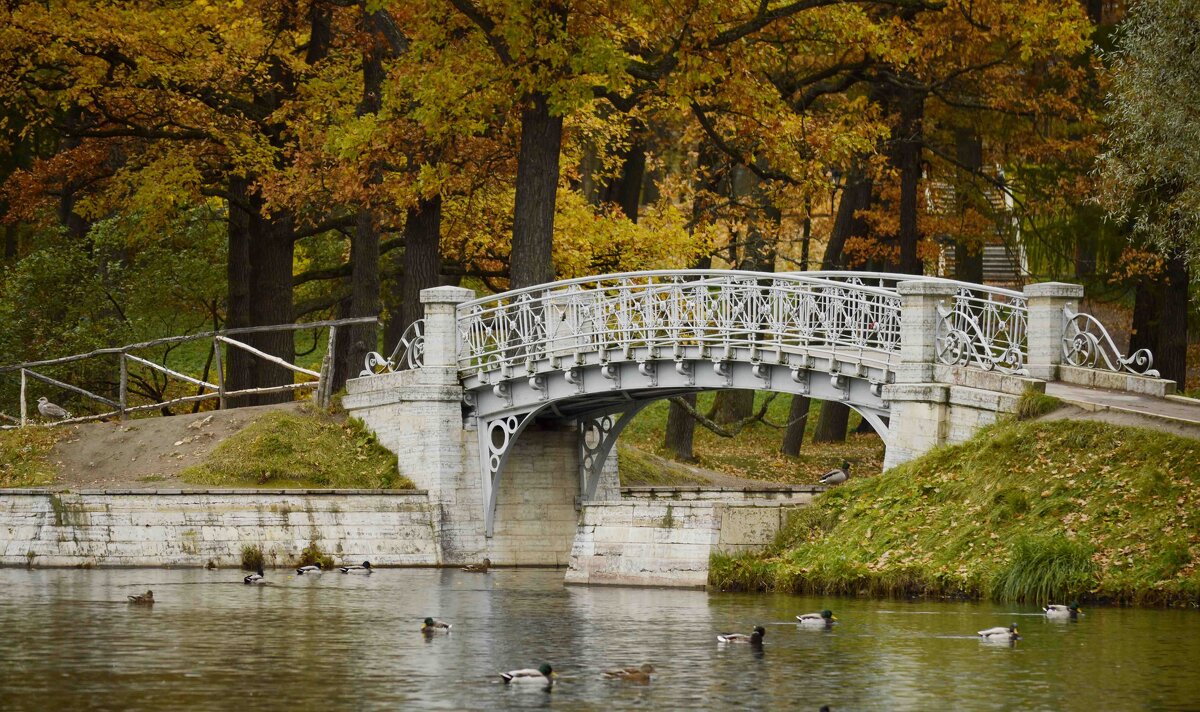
[578,403,650,501]
[849,406,890,446]
[479,409,541,538]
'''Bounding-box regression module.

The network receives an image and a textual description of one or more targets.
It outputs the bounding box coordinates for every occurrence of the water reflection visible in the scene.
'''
[0,569,1197,710]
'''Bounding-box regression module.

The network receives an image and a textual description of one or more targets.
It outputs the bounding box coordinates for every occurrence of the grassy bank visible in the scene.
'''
[0,428,61,487]
[621,392,884,483]
[181,409,415,489]
[710,419,1200,606]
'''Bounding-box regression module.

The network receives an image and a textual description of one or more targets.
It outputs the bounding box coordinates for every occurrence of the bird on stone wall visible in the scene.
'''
[37,396,71,421]
[818,461,850,486]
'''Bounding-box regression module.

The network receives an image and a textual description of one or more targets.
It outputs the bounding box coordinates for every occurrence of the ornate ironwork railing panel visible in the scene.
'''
[1062,305,1157,377]
[361,319,425,376]
[935,288,1028,374]
[456,271,904,376]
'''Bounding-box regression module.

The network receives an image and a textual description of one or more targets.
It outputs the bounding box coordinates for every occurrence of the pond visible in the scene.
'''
[1,568,1197,710]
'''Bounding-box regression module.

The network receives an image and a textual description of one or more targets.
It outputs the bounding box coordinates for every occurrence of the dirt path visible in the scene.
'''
[49,402,305,490]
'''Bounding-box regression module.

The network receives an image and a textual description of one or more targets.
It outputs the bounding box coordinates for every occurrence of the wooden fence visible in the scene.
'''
[0,317,377,429]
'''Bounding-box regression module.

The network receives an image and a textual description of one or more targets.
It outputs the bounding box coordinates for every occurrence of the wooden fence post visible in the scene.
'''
[119,353,128,421]
[213,337,226,410]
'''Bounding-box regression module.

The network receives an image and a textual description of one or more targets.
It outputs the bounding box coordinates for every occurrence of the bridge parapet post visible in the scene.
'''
[421,286,476,371]
[895,281,960,383]
[1023,282,1084,381]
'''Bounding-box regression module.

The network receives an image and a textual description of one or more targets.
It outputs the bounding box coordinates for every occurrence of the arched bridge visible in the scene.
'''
[355,270,1162,538]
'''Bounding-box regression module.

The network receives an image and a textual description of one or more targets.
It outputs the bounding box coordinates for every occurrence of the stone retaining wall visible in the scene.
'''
[0,489,439,568]
[565,500,806,589]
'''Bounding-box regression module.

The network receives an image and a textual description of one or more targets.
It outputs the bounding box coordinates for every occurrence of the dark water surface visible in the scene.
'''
[1,568,1197,711]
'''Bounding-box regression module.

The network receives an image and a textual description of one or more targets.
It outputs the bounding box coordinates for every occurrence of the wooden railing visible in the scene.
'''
[0,317,377,429]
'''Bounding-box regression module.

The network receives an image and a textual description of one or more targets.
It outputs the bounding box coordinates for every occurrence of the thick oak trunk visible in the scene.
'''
[389,195,443,352]
[894,85,925,276]
[953,128,984,283]
[780,395,810,457]
[244,206,296,405]
[510,92,562,289]
[664,393,698,462]
[224,177,255,398]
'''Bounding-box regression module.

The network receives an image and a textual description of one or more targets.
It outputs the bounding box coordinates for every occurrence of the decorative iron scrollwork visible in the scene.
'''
[1062,305,1158,377]
[360,319,424,376]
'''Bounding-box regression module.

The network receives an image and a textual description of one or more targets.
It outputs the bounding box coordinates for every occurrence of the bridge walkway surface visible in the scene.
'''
[1045,381,1200,438]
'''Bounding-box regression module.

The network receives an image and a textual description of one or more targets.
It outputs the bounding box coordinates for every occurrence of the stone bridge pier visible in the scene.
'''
[343,287,612,566]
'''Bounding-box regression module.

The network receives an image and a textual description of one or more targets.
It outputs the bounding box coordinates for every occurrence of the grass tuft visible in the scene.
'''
[296,540,336,570]
[0,427,62,487]
[1016,389,1064,420]
[241,544,265,571]
[181,408,414,489]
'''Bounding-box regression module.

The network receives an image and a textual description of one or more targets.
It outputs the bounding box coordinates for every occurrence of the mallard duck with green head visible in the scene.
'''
[796,609,837,627]
[500,663,555,685]
[978,624,1019,641]
[717,626,765,645]
[1044,602,1082,619]
[422,617,452,633]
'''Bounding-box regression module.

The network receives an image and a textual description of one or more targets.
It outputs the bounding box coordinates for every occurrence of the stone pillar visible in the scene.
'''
[343,285,483,563]
[882,280,958,470]
[1024,282,1084,381]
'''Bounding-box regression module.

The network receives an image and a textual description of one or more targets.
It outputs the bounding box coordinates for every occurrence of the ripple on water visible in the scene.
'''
[0,569,1198,711]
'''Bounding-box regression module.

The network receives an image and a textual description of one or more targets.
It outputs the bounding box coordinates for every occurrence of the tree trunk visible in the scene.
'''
[953,128,984,283]
[244,206,296,405]
[510,91,562,289]
[1157,253,1189,387]
[391,194,443,350]
[3,223,16,261]
[894,84,925,276]
[812,401,850,442]
[1129,278,1160,356]
[664,393,697,461]
[710,390,755,425]
[224,177,255,399]
[599,137,646,222]
[780,395,810,456]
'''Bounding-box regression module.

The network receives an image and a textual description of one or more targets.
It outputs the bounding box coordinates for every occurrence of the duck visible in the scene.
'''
[127,590,154,605]
[1044,602,1082,619]
[818,461,850,485]
[602,663,654,682]
[243,569,265,585]
[339,561,372,574]
[422,617,452,633]
[796,609,837,627]
[499,663,555,685]
[978,624,1019,641]
[717,626,765,645]
[296,564,322,575]
[462,558,491,573]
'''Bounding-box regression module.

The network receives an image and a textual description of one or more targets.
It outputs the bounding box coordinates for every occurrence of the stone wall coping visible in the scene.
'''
[0,488,429,496]
[1023,281,1084,299]
[620,485,823,494]
[420,285,476,304]
[896,280,960,296]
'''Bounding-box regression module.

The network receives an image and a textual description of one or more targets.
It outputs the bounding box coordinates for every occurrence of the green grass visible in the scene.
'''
[0,428,62,487]
[617,444,710,486]
[1016,389,1064,420]
[710,419,1200,606]
[621,392,885,483]
[181,408,415,489]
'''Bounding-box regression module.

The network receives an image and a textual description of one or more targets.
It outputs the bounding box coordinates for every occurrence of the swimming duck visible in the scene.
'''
[717,626,765,644]
[339,561,372,574]
[422,617,452,633]
[296,564,322,575]
[797,609,837,627]
[978,624,1019,641]
[818,461,850,485]
[1044,602,1082,619]
[243,569,265,585]
[500,663,555,685]
[462,558,491,573]
[602,663,654,682]
[127,590,154,605]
